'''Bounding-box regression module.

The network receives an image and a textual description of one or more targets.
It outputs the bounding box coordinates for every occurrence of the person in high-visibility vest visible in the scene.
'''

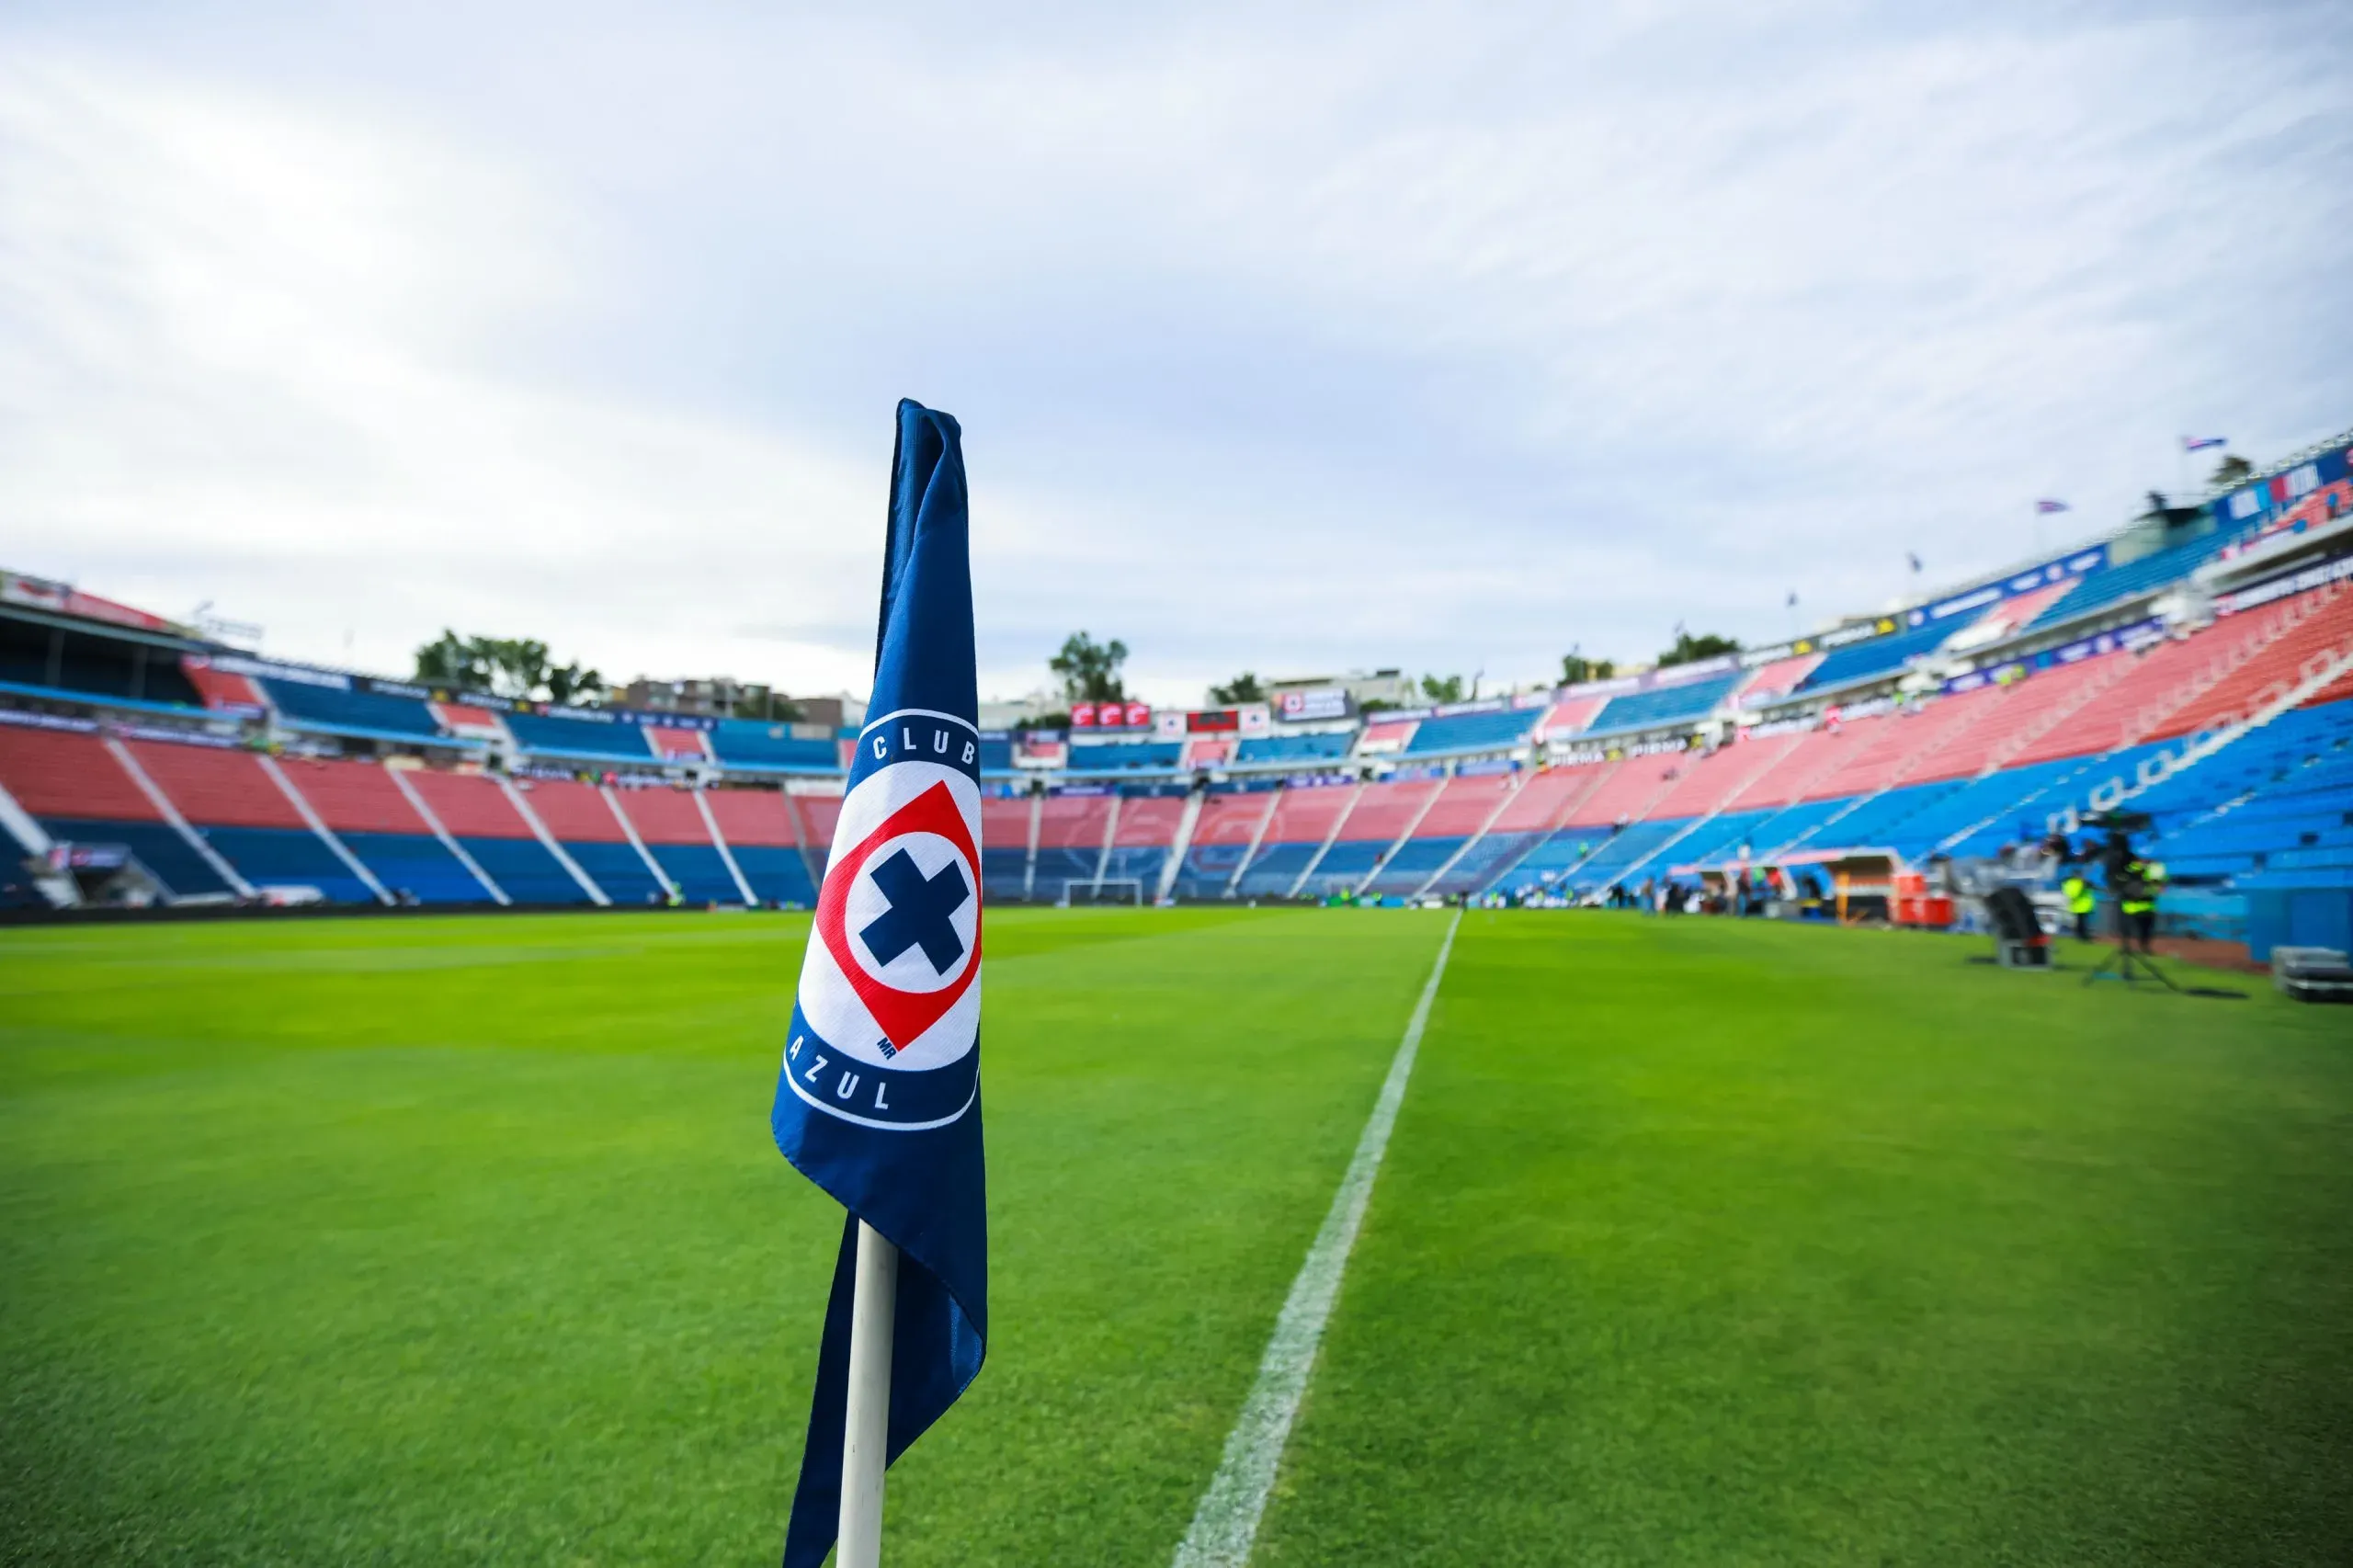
[2116,857,2166,954]
[2061,871,2097,942]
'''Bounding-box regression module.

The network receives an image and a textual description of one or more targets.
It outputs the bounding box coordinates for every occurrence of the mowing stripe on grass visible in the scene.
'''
[1170,910,1461,1568]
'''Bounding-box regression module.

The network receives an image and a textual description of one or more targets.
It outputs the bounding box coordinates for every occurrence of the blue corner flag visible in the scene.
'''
[774,400,986,1568]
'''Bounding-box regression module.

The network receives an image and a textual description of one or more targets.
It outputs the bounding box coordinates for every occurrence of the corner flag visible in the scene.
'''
[774,400,987,1568]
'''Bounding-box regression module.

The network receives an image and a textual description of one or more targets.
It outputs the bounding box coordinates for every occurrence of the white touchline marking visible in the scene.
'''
[1171,910,1462,1568]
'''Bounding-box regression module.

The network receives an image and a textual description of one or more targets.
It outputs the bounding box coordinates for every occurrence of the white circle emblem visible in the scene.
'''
[841,830,979,994]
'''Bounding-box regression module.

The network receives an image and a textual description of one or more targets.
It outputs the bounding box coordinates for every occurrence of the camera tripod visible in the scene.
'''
[2080,908,2180,991]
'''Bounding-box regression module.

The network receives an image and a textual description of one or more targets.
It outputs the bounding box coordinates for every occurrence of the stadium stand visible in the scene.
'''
[1065,738,1184,772]
[1589,672,1742,733]
[503,710,656,764]
[710,719,841,771]
[8,425,2351,937]
[1400,707,1537,756]
[274,756,486,903]
[1361,771,1517,894]
[1234,732,1353,765]
[260,678,449,744]
[515,779,663,902]
[126,739,377,903]
[1796,622,1952,693]
[1236,781,1358,896]
[614,787,743,903]
[1101,793,1188,892]
[1172,788,1277,899]
[1299,777,1442,895]
[703,788,819,905]
[403,770,590,903]
[1029,791,1117,899]
[2039,533,2228,622]
[0,724,231,898]
[980,795,1036,899]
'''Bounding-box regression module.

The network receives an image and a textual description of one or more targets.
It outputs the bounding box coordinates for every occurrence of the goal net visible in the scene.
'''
[1060,878,1145,908]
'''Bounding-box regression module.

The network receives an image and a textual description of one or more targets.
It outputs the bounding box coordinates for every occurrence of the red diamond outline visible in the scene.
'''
[813,778,983,1051]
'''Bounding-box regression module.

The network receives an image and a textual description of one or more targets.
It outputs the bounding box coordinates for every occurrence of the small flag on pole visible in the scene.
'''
[2036,498,2070,514]
[774,400,988,1568]
[2181,436,2227,453]
[1906,551,1923,574]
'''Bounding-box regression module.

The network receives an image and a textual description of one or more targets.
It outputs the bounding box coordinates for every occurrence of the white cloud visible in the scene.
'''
[2,3,2347,707]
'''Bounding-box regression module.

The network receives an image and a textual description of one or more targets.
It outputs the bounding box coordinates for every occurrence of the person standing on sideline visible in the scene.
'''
[2062,869,2097,942]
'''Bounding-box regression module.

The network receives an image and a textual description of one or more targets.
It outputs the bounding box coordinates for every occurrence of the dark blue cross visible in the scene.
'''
[858,848,971,973]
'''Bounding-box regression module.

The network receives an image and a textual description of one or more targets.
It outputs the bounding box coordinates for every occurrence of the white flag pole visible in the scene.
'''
[838,1221,899,1568]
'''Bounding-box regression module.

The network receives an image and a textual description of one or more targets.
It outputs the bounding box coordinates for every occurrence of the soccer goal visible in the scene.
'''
[1060,878,1145,908]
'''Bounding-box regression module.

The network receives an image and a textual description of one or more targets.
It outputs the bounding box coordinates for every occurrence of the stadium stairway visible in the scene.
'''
[705,789,819,905]
[402,771,598,904]
[614,786,752,903]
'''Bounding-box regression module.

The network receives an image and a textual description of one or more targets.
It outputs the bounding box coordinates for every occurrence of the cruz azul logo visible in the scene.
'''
[784,710,983,1131]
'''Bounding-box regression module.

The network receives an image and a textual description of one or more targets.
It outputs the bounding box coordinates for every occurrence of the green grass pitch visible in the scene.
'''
[3,908,2348,1564]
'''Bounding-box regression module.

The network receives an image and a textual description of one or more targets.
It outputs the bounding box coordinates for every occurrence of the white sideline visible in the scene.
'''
[1170,909,1462,1568]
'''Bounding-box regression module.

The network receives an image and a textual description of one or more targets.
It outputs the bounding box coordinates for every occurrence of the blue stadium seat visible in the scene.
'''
[1065,739,1184,771]
[1590,675,1743,733]
[505,711,656,763]
[340,831,492,903]
[563,841,665,903]
[200,825,377,903]
[643,842,744,903]
[710,720,841,771]
[1401,710,1536,756]
[262,679,445,740]
[1797,623,1955,694]
[1236,733,1354,764]
[456,836,592,903]
[731,844,820,905]
[2037,533,2231,625]
[981,846,1031,899]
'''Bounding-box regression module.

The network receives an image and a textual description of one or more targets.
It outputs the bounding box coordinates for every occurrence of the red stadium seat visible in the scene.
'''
[274,756,434,834]
[126,741,303,828]
[0,726,159,820]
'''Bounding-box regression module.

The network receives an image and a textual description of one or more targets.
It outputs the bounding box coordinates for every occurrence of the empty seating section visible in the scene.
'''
[706,789,817,904]
[2154,588,2353,739]
[984,798,1043,885]
[1235,732,1352,765]
[1306,778,1440,893]
[1915,660,2119,780]
[616,788,738,902]
[1030,794,1114,894]
[404,771,587,903]
[1102,795,1187,887]
[1359,773,1507,892]
[977,735,1015,773]
[515,779,661,902]
[1065,738,1183,772]
[274,756,484,903]
[1356,719,1417,754]
[0,736,230,897]
[2040,533,2226,622]
[504,711,654,762]
[181,664,267,710]
[1736,653,1823,706]
[798,796,844,878]
[126,742,300,827]
[1182,738,1233,767]
[1537,695,1608,735]
[1237,784,1356,895]
[1967,579,2075,639]
[1175,790,1275,897]
[261,678,445,740]
[711,721,840,771]
[1401,708,1535,756]
[1589,673,1741,733]
[1643,737,1794,822]
[647,727,710,761]
[203,826,377,902]
[0,727,156,823]
[1795,709,1936,802]
[1797,622,1952,693]
[2004,631,2241,766]
[980,796,1035,897]
[1560,755,1681,827]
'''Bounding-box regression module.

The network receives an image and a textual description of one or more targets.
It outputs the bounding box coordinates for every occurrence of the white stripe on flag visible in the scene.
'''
[1170,910,1462,1568]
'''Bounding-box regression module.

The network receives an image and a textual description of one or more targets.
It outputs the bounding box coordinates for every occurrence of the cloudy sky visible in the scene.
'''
[4,1,2347,707]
